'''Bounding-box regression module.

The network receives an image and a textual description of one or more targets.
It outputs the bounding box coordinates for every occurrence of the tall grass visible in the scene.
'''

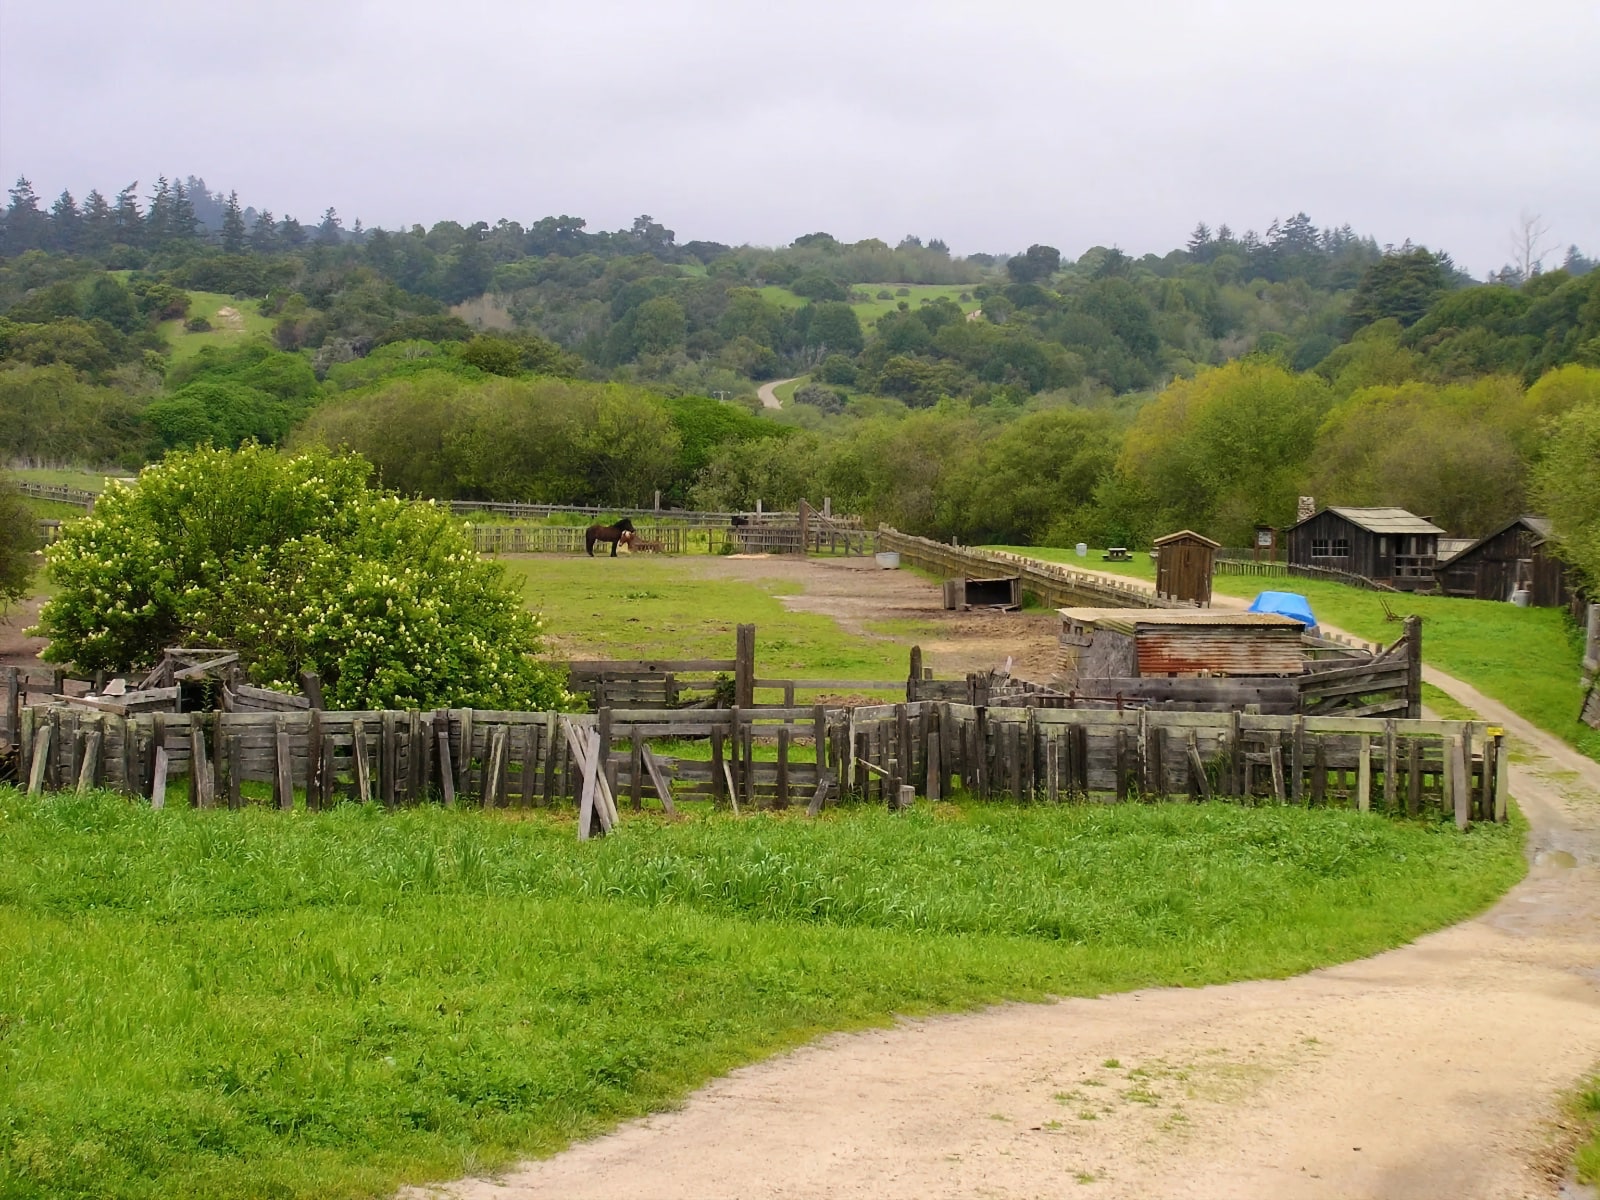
[0,788,1522,1199]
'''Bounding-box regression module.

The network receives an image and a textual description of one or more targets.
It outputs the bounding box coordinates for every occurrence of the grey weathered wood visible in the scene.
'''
[1269,742,1285,803]
[484,725,508,809]
[806,773,831,817]
[456,708,474,802]
[381,711,398,807]
[723,759,740,815]
[275,717,294,811]
[1357,734,1372,813]
[437,725,455,807]
[1186,731,1211,800]
[1493,732,1508,823]
[151,741,169,809]
[1407,738,1422,815]
[640,746,677,814]
[897,784,915,812]
[190,715,214,808]
[1383,719,1397,811]
[76,727,102,795]
[351,719,371,803]
[227,733,243,809]
[1451,734,1470,830]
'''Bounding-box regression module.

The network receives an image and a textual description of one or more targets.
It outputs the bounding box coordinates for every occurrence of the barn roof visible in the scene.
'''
[1438,515,1557,566]
[1289,506,1446,535]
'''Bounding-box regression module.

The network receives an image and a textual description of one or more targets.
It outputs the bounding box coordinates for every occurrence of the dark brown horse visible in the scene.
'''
[585,517,636,557]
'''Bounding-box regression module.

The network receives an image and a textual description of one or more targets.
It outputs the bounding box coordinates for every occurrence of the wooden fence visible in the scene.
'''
[2,698,1503,831]
[877,528,1181,611]
[14,481,98,510]
[1214,554,1392,592]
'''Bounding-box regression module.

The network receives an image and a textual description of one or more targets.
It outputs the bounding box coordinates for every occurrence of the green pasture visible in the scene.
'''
[771,375,807,405]
[156,292,277,362]
[994,545,1598,763]
[5,466,119,492]
[755,283,979,329]
[503,556,908,696]
[0,788,1524,1200]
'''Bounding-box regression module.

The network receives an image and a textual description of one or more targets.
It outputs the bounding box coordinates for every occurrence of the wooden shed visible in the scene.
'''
[1286,507,1444,590]
[1153,529,1219,606]
[1435,516,1573,607]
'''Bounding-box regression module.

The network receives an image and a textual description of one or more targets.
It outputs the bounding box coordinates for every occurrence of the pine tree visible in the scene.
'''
[4,177,46,254]
[50,189,81,253]
[278,215,308,248]
[315,206,342,246]
[170,180,200,242]
[250,209,278,252]
[221,190,247,254]
[113,182,142,246]
[82,189,113,254]
[145,176,173,245]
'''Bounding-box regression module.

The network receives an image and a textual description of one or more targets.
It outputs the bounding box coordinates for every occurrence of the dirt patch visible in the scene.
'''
[0,594,47,670]
[673,555,1061,681]
[214,305,245,331]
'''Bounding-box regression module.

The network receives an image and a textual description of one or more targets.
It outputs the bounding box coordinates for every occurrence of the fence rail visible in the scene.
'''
[14,481,98,510]
[2,698,1503,831]
[1214,555,1393,591]
[877,528,1183,611]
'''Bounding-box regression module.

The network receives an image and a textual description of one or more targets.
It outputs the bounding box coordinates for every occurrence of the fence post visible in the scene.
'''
[1404,615,1423,719]
[735,624,756,708]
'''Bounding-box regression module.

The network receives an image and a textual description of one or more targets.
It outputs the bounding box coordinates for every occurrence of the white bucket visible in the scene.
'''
[875,551,901,569]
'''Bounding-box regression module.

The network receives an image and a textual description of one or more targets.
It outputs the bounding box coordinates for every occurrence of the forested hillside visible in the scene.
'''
[3,173,1599,586]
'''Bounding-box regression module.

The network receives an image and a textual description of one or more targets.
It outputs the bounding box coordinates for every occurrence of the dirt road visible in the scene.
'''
[408,558,1597,1199]
[757,377,800,410]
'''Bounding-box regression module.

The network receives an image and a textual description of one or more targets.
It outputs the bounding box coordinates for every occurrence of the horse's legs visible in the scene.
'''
[610,536,619,558]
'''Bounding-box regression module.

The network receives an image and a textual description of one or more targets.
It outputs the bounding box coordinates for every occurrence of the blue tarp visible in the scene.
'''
[1248,590,1318,631]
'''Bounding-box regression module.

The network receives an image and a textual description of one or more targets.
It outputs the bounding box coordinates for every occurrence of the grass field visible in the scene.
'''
[502,556,907,695]
[5,466,121,492]
[157,292,277,362]
[755,284,979,331]
[994,546,1599,762]
[0,788,1524,1200]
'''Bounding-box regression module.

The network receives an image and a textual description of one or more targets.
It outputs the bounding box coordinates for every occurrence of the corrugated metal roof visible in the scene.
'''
[1437,537,1475,562]
[1325,507,1446,535]
[1135,625,1305,677]
[1439,515,1557,565]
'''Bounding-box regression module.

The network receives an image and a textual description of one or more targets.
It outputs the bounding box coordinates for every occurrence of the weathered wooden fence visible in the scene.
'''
[876,528,1182,610]
[5,695,1503,832]
[14,481,98,510]
[1214,554,1392,592]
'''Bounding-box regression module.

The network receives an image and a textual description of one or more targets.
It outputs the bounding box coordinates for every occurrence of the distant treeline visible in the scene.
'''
[3,173,1599,588]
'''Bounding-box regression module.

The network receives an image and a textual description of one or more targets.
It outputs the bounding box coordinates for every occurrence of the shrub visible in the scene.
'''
[876,290,893,300]
[0,477,39,607]
[895,287,910,297]
[815,354,858,387]
[183,316,212,332]
[793,383,846,415]
[33,445,569,711]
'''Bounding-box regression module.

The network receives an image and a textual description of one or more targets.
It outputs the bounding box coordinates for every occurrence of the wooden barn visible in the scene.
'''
[1153,530,1219,606]
[1286,507,1444,590]
[1435,516,1573,607]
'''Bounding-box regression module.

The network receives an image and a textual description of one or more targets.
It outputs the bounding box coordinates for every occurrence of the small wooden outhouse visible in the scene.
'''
[1153,530,1219,606]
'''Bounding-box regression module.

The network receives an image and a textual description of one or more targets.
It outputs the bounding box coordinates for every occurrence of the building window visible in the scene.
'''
[1311,538,1349,559]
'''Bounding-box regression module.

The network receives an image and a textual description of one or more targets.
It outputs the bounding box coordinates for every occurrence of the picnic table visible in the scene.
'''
[1102,547,1131,562]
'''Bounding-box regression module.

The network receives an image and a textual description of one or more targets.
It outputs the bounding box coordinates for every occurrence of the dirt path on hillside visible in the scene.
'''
[757,376,800,410]
[408,562,1600,1200]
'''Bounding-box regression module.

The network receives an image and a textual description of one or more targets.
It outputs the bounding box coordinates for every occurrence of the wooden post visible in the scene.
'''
[307,709,324,811]
[1403,616,1423,719]
[406,710,423,804]
[1383,719,1397,812]
[897,784,914,812]
[1290,716,1305,805]
[630,729,643,812]
[1407,738,1422,815]
[908,645,923,701]
[776,728,790,809]
[927,731,942,802]
[742,720,755,812]
[1115,728,1129,801]
[189,714,212,808]
[734,625,756,709]
[798,497,810,558]
[542,711,557,806]
[275,715,294,811]
[436,715,456,807]
[352,719,371,804]
[1311,735,1327,806]
[76,726,102,795]
[150,714,167,808]
[3,667,17,748]
[1186,731,1211,800]
[381,711,398,807]
[1269,741,1286,803]
[227,733,243,809]
[1493,731,1508,823]
[456,708,474,803]
[1357,734,1372,813]
[711,725,726,807]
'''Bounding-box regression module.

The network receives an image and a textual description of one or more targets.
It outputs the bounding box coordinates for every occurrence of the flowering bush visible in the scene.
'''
[33,445,571,711]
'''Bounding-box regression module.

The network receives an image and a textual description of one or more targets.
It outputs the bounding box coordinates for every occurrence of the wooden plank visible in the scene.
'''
[775,728,790,809]
[1186,731,1211,800]
[1452,734,1470,830]
[275,717,294,811]
[1357,734,1371,813]
[927,731,942,802]
[483,725,508,809]
[723,758,740,815]
[1311,735,1327,806]
[76,727,102,795]
[190,715,213,808]
[806,773,831,817]
[564,719,598,840]
[640,746,677,814]
[352,719,371,803]
[1383,719,1397,811]
[227,733,243,808]
[1407,738,1422,815]
[1290,716,1305,805]
[1269,741,1285,803]
[381,711,398,807]
[1493,732,1508,823]
[456,709,474,802]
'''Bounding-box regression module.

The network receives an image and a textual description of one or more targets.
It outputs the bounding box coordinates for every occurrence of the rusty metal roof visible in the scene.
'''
[1133,625,1305,677]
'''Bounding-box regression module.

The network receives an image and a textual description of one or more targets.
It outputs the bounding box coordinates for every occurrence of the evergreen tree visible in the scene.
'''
[112,182,142,246]
[4,176,46,254]
[145,176,173,245]
[49,189,81,252]
[315,206,343,246]
[82,189,113,254]
[169,180,200,242]
[220,190,247,253]
[250,209,278,252]
[278,215,308,248]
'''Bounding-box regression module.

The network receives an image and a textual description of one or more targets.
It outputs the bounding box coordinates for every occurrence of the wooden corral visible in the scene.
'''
[4,698,1504,832]
[1434,515,1574,607]
[1153,529,1219,606]
[1286,507,1444,591]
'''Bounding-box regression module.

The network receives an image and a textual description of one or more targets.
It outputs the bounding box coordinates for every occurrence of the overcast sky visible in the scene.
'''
[2,0,1596,276]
